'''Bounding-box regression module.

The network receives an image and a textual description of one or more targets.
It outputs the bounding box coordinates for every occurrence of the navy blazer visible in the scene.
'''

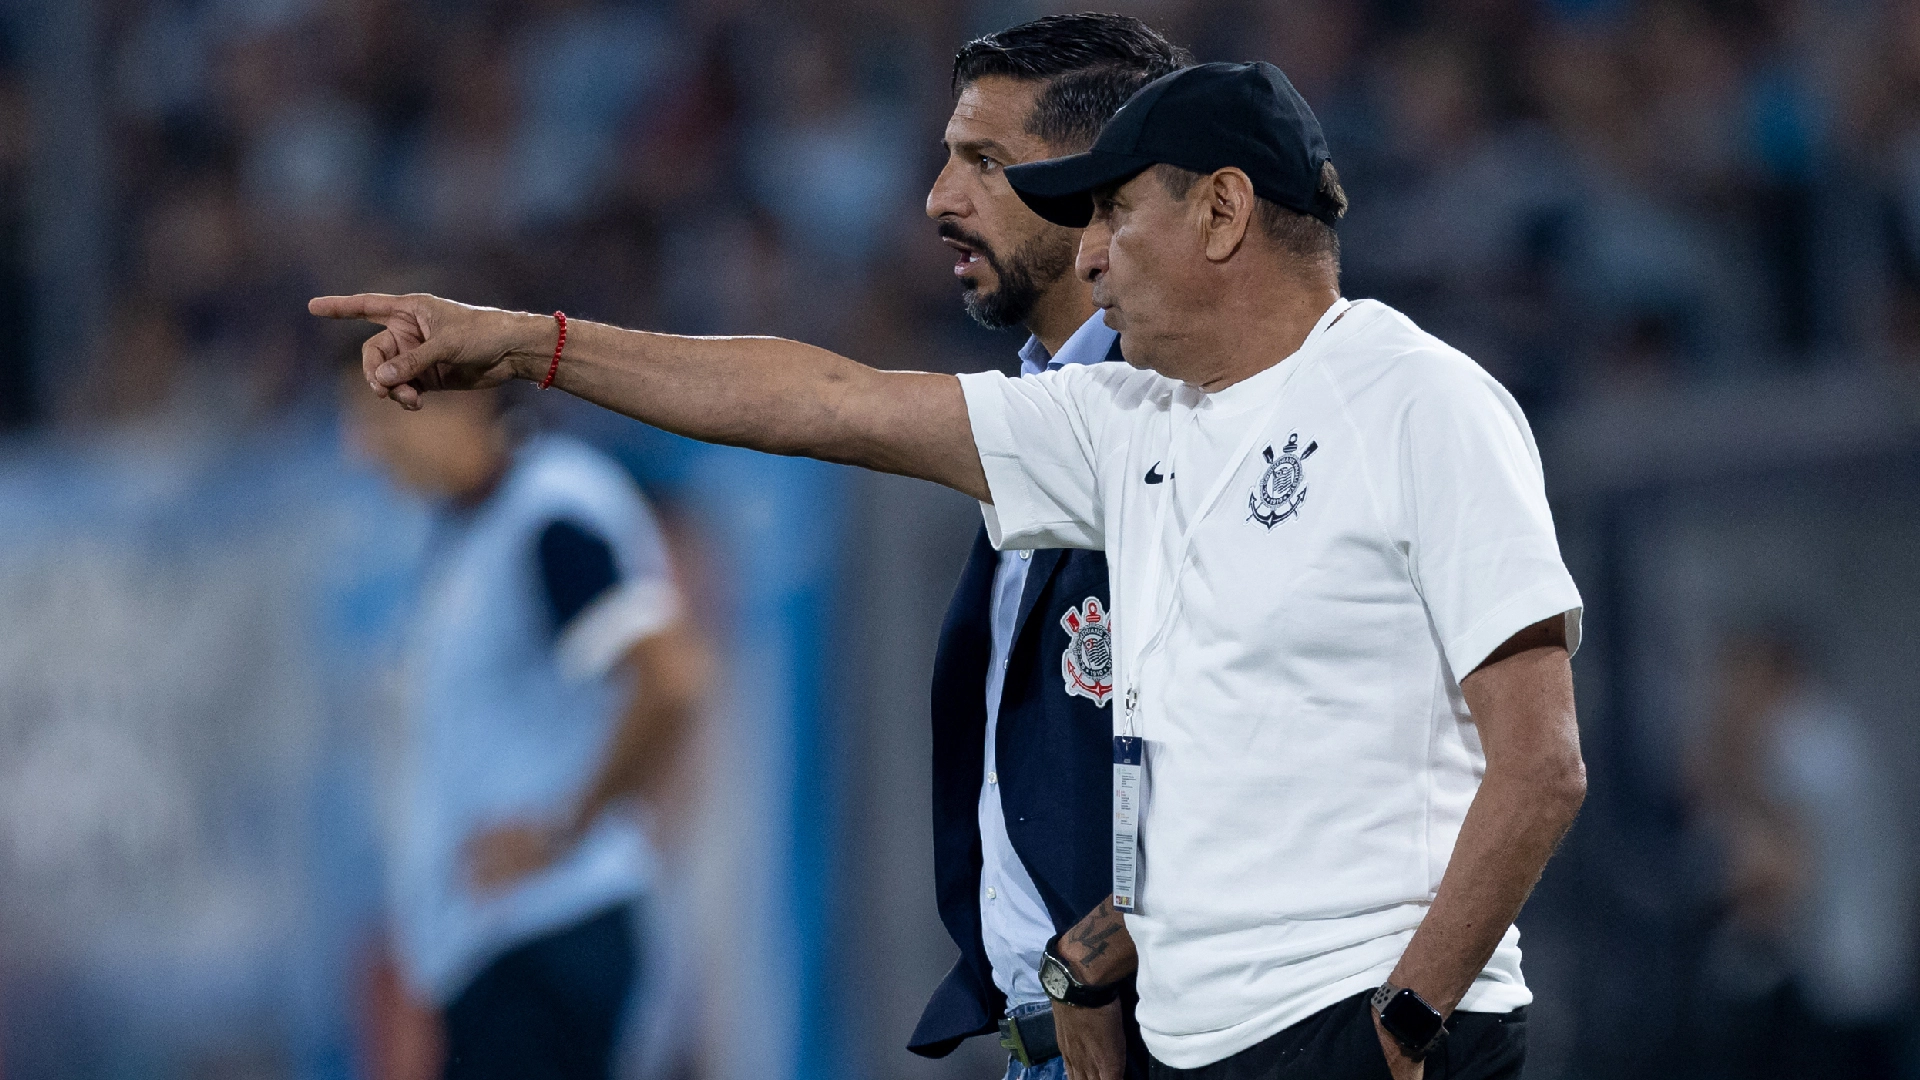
[909,529,1144,1071]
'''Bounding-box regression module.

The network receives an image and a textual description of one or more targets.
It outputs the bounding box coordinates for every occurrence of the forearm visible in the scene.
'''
[564,696,688,836]
[501,314,987,496]
[1383,621,1584,1018]
[562,625,707,838]
[318,291,991,496]
[1056,896,1138,985]
[1386,763,1584,1014]
[1050,902,1135,1080]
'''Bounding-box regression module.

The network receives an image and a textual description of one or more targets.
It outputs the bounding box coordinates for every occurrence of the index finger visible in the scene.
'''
[309,293,406,323]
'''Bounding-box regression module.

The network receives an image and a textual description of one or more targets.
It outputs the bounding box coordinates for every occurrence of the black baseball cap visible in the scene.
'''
[1005,61,1334,229]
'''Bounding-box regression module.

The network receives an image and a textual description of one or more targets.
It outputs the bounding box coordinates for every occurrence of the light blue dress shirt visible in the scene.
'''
[978,312,1119,1009]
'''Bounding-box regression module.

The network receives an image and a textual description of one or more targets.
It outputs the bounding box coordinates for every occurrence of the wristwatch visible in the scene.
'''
[1371,983,1447,1061]
[1039,934,1123,1008]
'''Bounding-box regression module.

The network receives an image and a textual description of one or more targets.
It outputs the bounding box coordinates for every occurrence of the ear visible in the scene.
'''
[1201,168,1257,262]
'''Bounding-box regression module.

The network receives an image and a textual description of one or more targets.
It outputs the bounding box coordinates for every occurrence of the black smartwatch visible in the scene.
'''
[1039,934,1123,1008]
[1371,983,1447,1061]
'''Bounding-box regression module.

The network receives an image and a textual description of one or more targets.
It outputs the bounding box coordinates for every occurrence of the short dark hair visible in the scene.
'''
[953,14,1192,150]
[1155,161,1349,271]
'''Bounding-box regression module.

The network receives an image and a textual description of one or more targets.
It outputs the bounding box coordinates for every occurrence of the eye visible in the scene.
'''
[976,154,1000,174]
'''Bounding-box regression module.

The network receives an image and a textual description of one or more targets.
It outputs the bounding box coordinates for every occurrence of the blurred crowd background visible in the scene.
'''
[3,0,1920,1078]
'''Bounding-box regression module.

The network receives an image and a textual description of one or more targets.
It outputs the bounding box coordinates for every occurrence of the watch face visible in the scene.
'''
[1041,958,1071,1000]
[1382,990,1445,1051]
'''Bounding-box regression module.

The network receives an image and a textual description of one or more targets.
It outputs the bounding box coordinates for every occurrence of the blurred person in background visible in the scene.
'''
[1686,629,1913,1080]
[339,359,706,1080]
[914,15,1187,1080]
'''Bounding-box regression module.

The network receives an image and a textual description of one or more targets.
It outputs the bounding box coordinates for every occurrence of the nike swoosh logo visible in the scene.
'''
[1144,462,1169,484]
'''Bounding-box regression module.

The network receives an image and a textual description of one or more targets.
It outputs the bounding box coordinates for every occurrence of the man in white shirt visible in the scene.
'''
[314,58,1585,1080]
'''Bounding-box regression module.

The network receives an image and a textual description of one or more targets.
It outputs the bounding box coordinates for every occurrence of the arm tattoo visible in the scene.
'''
[1069,908,1124,962]
[1064,897,1135,982]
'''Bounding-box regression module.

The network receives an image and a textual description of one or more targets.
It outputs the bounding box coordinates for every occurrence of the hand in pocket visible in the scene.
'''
[1370,1007,1425,1080]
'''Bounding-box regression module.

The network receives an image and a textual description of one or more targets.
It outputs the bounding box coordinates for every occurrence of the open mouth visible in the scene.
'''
[939,235,987,279]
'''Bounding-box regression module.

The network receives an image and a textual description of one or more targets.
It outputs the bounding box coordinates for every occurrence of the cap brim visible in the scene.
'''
[1005,151,1157,228]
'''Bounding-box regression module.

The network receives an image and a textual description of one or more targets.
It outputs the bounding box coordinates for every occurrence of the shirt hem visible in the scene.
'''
[1142,964,1532,1069]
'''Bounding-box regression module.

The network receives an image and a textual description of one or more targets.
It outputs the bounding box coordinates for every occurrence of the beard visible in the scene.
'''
[943,223,1078,330]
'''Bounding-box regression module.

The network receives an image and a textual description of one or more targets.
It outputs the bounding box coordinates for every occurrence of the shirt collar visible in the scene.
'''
[1019,311,1119,375]
[1196,297,1354,415]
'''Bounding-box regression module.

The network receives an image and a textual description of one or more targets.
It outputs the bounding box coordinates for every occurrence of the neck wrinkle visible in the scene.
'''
[1188,281,1342,393]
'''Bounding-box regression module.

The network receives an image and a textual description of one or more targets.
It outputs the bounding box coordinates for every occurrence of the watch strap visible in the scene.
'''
[1371,983,1448,1061]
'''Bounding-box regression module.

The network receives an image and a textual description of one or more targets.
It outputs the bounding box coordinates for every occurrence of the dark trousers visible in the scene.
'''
[1148,992,1526,1080]
[443,904,639,1080]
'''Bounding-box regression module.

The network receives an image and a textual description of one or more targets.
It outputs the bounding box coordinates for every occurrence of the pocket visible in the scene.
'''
[1356,1002,1397,1080]
[1284,996,1392,1080]
[1264,993,1396,1080]
[1434,1011,1527,1080]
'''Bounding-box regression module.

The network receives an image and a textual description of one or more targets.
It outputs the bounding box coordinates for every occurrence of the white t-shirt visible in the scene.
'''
[957,298,1582,1068]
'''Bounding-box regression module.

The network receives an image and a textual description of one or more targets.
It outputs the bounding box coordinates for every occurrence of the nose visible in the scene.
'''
[926,158,970,221]
[1076,217,1111,284]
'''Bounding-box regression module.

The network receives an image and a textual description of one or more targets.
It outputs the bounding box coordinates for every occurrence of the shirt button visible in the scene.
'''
[1019,550,1032,561]
[987,771,998,785]
[986,887,998,900]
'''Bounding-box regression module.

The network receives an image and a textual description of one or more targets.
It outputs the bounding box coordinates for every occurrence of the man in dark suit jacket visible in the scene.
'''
[905,15,1187,1080]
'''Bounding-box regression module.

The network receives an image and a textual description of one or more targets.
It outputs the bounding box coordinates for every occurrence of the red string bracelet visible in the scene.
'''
[539,311,567,390]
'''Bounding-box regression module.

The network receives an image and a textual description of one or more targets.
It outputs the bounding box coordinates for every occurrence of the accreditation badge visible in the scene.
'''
[1112,735,1147,913]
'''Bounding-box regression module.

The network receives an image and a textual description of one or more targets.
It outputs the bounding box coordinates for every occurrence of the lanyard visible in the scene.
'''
[1110,299,1355,915]
[1119,299,1354,737]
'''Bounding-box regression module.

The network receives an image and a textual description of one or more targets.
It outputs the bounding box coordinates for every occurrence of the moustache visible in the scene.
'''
[937,221,999,265]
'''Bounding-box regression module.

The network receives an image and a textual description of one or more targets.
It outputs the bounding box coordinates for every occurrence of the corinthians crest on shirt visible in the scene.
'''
[1058,597,1114,707]
[1248,432,1318,529]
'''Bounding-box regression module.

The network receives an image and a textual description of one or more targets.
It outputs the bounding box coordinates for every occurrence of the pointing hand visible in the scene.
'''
[309,293,548,410]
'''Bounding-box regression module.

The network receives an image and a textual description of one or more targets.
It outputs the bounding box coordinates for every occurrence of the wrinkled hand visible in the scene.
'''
[1052,999,1126,1080]
[1374,1013,1426,1080]
[465,820,569,892]
[309,293,546,410]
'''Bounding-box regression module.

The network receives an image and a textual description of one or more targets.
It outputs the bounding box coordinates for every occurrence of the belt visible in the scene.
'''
[999,1006,1060,1067]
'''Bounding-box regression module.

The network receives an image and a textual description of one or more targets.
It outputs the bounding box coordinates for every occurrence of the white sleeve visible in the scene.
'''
[556,488,681,682]
[1401,364,1582,682]
[556,576,679,682]
[957,368,1107,550]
